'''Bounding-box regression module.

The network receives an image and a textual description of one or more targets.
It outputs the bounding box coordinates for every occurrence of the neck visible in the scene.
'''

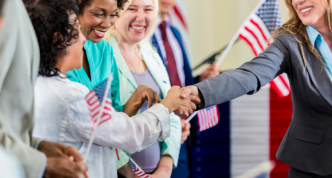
[118,37,138,59]
[315,24,332,47]
[159,12,167,21]
[55,59,68,76]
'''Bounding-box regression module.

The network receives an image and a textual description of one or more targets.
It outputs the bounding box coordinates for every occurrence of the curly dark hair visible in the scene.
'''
[75,0,128,13]
[29,0,79,77]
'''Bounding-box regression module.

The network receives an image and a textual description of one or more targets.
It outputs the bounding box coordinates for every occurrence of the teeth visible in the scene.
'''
[131,26,144,30]
[93,29,105,35]
[301,7,312,13]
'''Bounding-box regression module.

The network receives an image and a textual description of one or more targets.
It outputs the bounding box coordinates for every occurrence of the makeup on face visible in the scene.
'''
[79,0,117,43]
[292,0,327,28]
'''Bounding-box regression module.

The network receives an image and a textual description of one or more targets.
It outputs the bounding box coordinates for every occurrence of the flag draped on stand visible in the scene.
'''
[197,106,219,131]
[129,158,150,178]
[237,0,290,98]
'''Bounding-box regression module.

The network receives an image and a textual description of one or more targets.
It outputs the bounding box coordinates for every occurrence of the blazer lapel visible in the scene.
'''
[305,44,332,106]
[141,50,168,99]
[109,37,137,89]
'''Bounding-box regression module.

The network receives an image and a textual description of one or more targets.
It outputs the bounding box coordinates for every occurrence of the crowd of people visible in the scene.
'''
[0,0,332,177]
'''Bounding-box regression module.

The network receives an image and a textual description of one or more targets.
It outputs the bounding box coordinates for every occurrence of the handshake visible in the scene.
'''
[125,85,201,118]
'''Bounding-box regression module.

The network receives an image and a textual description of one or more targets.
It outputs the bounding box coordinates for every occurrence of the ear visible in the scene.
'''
[53,32,63,43]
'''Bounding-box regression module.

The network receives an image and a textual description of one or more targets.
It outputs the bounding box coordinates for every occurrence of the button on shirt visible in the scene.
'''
[307,26,332,81]
[154,17,186,87]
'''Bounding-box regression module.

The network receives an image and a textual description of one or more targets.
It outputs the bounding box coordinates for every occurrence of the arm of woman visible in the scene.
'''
[65,86,194,153]
[148,155,174,178]
[193,37,291,108]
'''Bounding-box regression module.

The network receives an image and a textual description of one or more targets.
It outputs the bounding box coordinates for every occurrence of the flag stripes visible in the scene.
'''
[238,0,290,98]
[197,106,219,131]
[85,80,113,130]
[129,158,150,178]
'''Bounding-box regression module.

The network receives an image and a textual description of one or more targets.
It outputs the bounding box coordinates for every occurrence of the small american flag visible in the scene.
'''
[85,78,113,129]
[238,0,290,98]
[129,158,150,178]
[197,106,219,132]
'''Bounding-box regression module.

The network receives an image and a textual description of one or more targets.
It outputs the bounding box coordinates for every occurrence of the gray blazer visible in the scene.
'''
[195,33,332,176]
[0,0,46,177]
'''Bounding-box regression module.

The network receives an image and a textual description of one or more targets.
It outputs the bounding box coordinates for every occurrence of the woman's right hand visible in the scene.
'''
[160,86,200,117]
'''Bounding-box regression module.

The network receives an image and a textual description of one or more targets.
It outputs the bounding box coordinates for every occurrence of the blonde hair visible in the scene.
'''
[106,0,159,52]
[273,0,332,70]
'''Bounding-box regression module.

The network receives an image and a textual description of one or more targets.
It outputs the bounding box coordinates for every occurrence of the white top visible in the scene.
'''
[154,17,185,87]
[33,75,170,178]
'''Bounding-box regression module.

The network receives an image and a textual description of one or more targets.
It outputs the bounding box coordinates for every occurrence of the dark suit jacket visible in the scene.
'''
[195,33,332,176]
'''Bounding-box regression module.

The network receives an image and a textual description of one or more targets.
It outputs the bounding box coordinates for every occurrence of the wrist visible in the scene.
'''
[160,100,174,114]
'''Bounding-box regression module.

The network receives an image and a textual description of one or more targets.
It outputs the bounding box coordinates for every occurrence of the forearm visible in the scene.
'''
[67,103,170,153]
[123,91,141,117]
[154,155,173,176]
[118,162,138,178]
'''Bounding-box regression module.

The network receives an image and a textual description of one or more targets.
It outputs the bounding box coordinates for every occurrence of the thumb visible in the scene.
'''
[180,87,191,99]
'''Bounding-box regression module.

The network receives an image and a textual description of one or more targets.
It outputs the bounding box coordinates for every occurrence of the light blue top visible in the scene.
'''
[307,26,332,81]
[67,39,122,111]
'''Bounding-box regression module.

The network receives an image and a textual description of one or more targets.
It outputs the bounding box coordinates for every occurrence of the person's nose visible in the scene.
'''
[135,9,145,22]
[100,16,112,29]
[293,0,306,6]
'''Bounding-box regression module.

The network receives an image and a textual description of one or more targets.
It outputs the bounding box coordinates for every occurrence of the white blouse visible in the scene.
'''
[33,75,170,178]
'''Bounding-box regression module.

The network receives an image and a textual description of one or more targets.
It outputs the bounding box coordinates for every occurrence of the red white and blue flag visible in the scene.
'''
[85,79,113,129]
[197,106,219,131]
[129,158,150,178]
[192,85,292,177]
[238,0,290,98]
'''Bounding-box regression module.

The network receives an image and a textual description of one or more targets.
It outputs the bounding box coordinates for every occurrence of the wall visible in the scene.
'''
[184,0,289,76]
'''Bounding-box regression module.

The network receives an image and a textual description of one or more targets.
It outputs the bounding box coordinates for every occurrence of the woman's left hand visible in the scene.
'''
[123,85,161,117]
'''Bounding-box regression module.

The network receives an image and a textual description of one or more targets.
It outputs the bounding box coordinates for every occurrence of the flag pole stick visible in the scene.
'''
[84,75,113,162]
[216,0,266,66]
[185,111,198,123]
[186,0,266,123]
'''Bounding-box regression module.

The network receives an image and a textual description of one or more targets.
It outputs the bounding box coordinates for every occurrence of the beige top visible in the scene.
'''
[0,0,46,177]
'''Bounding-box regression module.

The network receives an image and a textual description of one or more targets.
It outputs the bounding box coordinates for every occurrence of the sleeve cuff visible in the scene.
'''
[153,104,170,141]
[34,139,44,149]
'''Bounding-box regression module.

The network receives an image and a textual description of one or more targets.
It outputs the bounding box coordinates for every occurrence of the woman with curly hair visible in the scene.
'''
[181,0,332,177]
[30,0,196,177]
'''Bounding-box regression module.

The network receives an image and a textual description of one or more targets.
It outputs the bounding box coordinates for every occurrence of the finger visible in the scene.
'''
[190,101,197,111]
[189,95,201,105]
[153,91,161,104]
[69,156,74,161]
[84,171,89,178]
[66,146,83,162]
[133,95,145,107]
[146,92,153,109]
[180,87,191,99]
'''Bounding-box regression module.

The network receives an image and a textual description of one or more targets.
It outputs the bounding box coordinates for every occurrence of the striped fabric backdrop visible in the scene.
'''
[192,85,292,177]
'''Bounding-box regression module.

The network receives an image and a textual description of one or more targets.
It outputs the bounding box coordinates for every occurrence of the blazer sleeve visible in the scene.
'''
[195,36,291,108]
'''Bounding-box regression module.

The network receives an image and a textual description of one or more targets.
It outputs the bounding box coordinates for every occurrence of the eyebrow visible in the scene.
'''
[96,7,117,13]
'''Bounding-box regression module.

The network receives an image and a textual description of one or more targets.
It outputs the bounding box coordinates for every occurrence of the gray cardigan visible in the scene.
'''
[195,33,332,176]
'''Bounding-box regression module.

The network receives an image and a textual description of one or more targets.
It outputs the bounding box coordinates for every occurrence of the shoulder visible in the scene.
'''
[43,76,89,104]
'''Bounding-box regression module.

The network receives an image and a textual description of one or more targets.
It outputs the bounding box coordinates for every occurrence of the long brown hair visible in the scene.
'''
[273,0,332,70]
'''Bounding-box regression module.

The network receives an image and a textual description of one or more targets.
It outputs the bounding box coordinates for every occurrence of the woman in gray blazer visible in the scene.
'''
[181,0,332,177]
